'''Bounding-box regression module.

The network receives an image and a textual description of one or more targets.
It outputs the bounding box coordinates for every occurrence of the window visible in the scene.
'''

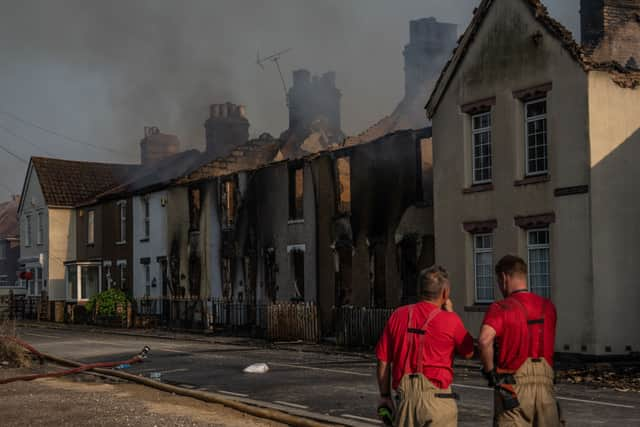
[87,210,95,245]
[35,267,43,295]
[528,228,550,298]
[118,201,127,243]
[25,215,32,247]
[525,99,548,176]
[471,112,492,184]
[80,265,100,300]
[0,275,8,287]
[118,262,127,290]
[144,263,151,296]
[288,165,304,221]
[142,198,150,240]
[221,180,236,228]
[36,211,44,245]
[0,241,6,260]
[288,245,305,301]
[67,266,78,300]
[474,234,494,303]
[336,157,351,214]
[104,264,112,289]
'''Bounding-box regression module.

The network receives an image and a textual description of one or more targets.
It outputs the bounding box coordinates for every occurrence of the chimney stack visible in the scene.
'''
[204,102,250,159]
[580,0,640,66]
[287,69,342,132]
[140,127,180,165]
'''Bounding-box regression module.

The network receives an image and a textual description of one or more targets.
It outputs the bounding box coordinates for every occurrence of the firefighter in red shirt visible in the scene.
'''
[376,265,474,427]
[479,255,562,426]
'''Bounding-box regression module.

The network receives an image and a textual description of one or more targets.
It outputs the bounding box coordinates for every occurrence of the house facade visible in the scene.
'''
[0,196,22,295]
[426,0,640,355]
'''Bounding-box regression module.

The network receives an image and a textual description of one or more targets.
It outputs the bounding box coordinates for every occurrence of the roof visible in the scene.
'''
[177,135,281,185]
[90,149,205,201]
[0,196,19,239]
[28,157,139,208]
[426,0,640,117]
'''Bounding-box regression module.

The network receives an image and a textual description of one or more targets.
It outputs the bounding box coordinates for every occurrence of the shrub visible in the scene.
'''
[86,288,129,319]
[0,319,31,368]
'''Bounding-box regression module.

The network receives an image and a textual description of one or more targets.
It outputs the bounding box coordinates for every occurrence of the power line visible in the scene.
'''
[0,122,54,157]
[0,109,129,156]
[0,140,28,163]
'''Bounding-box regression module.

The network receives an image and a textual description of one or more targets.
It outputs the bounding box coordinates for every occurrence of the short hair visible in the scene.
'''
[418,265,450,301]
[495,255,528,277]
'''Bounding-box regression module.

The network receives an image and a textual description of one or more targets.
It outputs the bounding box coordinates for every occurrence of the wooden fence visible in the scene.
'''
[334,306,394,348]
[267,302,319,343]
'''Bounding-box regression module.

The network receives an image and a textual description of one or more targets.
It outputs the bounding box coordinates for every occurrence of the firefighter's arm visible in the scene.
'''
[377,359,391,398]
[478,324,497,372]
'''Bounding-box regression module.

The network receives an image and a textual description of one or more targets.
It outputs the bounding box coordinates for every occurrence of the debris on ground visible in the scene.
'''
[243,363,270,374]
[557,364,640,392]
[0,320,32,368]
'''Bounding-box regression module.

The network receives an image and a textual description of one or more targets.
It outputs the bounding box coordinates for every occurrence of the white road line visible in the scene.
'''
[452,384,635,409]
[218,390,249,398]
[268,362,371,377]
[274,400,310,410]
[341,414,382,424]
[556,396,635,409]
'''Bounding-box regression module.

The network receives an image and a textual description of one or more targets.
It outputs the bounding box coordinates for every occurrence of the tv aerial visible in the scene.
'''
[257,48,292,104]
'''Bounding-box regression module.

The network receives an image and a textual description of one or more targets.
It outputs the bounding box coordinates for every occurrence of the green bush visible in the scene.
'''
[86,288,129,319]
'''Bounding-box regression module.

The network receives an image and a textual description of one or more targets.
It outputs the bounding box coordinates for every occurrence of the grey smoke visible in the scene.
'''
[0,0,579,196]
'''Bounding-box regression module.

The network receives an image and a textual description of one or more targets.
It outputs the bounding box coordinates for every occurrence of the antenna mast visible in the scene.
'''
[257,48,293,105]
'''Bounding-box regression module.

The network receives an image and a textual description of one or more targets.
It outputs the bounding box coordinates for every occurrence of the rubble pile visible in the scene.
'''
[558,364,640,392]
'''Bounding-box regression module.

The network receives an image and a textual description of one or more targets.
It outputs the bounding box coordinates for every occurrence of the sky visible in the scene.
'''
[0,0,580,197]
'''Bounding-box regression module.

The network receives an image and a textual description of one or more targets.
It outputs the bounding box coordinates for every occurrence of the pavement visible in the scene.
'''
[14,323,640,426]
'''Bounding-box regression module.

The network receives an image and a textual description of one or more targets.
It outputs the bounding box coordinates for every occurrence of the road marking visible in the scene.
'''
[452,384,635,409]
[21,332,64,339]
[341,414,382,424]
[556,396,635,409]
[274,400,309,409]
[218,390,249,398]
[268,362,371,377]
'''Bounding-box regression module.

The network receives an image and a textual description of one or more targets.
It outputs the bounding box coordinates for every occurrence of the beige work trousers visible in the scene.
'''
[494,358,562,427]
[394,374,457,427]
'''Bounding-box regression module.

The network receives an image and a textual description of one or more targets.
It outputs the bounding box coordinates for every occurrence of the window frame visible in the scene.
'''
[36,211,44,246]
[471,111,493,185]
[142,198,150,240]
[335,156,352,214]
[527,228,551,298]
[87,210,95,245]
[288,165,304,222]
[24,214,32,247]
[524,98,548,177]
[118,261,127,290]
[473,233,495,303]
[117,200,127,244]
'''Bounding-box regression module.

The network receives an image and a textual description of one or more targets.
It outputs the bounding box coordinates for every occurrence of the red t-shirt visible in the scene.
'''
[482,292,557,371]
[376,302,474,390]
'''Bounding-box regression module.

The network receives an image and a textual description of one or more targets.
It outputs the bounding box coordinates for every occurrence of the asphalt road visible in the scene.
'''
[15,326,640,426]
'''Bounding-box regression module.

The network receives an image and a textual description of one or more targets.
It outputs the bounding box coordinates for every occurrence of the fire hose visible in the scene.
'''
[0,335,336,427]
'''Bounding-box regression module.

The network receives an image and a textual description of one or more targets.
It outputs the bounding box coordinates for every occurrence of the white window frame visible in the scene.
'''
[87,210,95,245]
[24,214,32,247]
[0,274,9,287]
[473,233,494,303]
[36,211,44,246]
[471,111,492,184]
[117,201,127,244]
[525,98,548,176]
[142,198,150,240]
[117,260,127,290]
[527,228,551,298]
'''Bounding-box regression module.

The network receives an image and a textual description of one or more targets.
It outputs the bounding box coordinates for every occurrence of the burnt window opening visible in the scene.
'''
[289,247,305,301]
[334,244,352,307]
[189,187,202,231]
[370,244,387,308]
[288,165,304,221]
[264,248,277,303]
[336,156,351,214]
[220,179,237,229]
[399,236,419,305]
[222,257,232,300]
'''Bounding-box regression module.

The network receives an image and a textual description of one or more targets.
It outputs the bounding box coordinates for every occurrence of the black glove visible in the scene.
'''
[482,368,499,388]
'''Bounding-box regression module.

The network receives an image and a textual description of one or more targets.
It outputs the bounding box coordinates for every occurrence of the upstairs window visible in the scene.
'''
[24,214,32,247]
[528,228,551,298]
[471,112,492,184]
[117,201,127,244]
[36,211,44,245]
[221,179,236,229]
[336,157,351,214]
[525,99,548,176]
[142,198,150,240]
[474,233,494,303]
[87,210,95,245]
[288,165,304,221]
